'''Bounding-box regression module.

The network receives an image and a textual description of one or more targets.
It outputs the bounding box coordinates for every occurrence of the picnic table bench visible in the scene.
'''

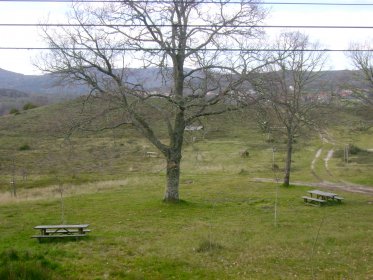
[302,190,344,206]
[32,224,90,242]
[302,196,326,206]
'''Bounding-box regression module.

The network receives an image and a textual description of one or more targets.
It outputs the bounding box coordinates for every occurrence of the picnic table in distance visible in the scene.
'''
[32,224,90,242]
[302,189,344,206]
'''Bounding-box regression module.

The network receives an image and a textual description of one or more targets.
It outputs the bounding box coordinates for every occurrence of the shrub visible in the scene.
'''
[272,164,280,170]
[239,149,250,158]
[196,240,223,253]
[23,103,38,111]
[349,144,364,155]
[19,144,31,151]
[9,108,20,115]
[238,168,249,175]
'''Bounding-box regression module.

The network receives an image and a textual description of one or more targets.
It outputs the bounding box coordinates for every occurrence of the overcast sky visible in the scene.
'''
[0,0,372,75]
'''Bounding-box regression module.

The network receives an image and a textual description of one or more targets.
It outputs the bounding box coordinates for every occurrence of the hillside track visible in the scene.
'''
[303,129,373,195]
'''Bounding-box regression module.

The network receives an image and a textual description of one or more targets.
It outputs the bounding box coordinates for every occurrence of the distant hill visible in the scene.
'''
[0,87,50,115]
[0,67,176,115]
[0,67,175,96]
[0,68,87,96]
[0,88,29,98]
[0,67,366,98]
[318,70,365,89]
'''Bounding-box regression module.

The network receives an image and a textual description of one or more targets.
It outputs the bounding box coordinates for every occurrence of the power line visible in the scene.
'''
[1,23,373,29]
[0,0,373,5]
[0,46,370,52]
[0,2,372,53]
[260,1,373,5]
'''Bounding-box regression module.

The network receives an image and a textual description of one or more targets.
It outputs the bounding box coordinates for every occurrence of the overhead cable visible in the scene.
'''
[0,47,370,52]
[0,0,373,5]
[1,23,373,29]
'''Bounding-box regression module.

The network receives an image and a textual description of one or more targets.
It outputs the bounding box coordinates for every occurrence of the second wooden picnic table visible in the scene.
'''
[32,224,90,242]
[308,190,343,203]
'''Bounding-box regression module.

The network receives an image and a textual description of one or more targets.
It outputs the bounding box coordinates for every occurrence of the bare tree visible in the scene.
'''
[347,41,373,109]
[252,32,327,186]
[38,1,267,202]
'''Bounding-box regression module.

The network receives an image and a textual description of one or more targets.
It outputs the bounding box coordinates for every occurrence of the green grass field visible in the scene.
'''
[0,101,372,279]
[1,176,373,279]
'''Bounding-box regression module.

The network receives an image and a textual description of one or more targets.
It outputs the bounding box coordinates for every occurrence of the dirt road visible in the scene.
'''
[252,177,373,195]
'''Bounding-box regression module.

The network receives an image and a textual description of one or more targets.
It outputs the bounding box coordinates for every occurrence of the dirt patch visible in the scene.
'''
[0,179,129,205]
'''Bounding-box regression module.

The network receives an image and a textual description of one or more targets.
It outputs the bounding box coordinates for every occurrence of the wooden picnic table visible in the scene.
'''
[308,190,337,200]
[308,190,343,202]
[32,224,90,242]
[302,190,344,206]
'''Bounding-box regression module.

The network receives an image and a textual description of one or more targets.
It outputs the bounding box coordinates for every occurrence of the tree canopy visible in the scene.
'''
[39,0,268,202]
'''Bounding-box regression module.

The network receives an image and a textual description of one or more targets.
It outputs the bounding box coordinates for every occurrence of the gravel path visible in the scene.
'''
[324,149,334,170]
[311,148,322,171]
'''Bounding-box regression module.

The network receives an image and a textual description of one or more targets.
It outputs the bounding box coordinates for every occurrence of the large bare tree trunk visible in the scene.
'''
[284,133,293,187]
[164,155,181,202]
[163,108,185,202]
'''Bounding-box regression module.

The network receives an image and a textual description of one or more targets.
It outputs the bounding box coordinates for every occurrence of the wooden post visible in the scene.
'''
[10,179,16,197]
[58,183,65,224]
[21,168,28,181]
[346,145,350,164]
[344,144,349,164]
[344,145,346,163]
[55,176,65,224]
[272,146,279,227]
[10,158,17,197]
[272,147,276,169]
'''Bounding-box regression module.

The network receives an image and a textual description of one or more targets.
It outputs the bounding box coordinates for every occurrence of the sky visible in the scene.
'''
[0,0,372,75]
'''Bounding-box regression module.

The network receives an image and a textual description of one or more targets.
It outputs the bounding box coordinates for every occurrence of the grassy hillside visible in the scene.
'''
[0,99,372,192]
[0,99,372,278]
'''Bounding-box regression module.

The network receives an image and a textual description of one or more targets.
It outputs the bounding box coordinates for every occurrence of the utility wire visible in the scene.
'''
[1,23,373,29]
[0,1,372,52]
[0,0,373,5]
[0,47,370,52]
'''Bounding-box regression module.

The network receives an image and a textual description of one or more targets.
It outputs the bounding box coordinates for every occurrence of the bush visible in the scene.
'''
[23,103,38,111]
[238,168,249,175]
[349,144,364,155]
[9,108,20,115]
[239,149,249,158]
[196,240,223,253]
[19,144,31,151]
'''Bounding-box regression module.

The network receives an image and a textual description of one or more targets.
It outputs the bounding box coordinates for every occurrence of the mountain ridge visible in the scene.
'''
[0,67,364,97]
[0,67,175,96]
